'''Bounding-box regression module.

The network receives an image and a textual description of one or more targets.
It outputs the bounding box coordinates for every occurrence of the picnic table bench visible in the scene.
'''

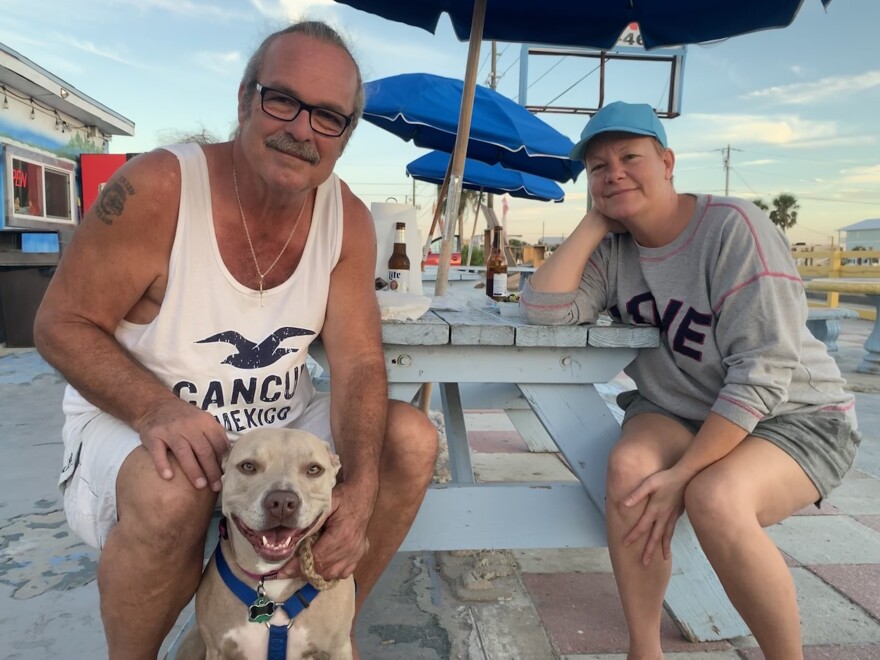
[804,278,880,374]
[806,306,859,352]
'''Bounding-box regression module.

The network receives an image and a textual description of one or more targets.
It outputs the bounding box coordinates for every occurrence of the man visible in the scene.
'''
[34,21,438,659]
[521,102,859,659]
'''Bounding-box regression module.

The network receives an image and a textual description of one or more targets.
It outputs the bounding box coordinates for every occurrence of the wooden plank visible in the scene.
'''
[588,324,659,348]
[514,322,590,348]
[505,408,558,453]
[399,483,606,551]
[381,311,449,345]
[433,309,515,346]
[384,345,639,385]
[439,383,475,485]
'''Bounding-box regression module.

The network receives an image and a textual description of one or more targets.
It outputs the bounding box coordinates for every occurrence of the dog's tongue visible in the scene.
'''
[252,525,306,562]
[262,526,299,546]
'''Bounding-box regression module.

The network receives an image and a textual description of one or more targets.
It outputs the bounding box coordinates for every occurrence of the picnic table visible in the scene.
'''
[311,299,750,642]
[804,278,880,375]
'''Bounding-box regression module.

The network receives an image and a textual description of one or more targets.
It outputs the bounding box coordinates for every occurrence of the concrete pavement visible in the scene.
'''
[2,317,879,659]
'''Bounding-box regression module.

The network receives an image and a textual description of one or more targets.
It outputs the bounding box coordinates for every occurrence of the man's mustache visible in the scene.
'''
[264,133,320,165]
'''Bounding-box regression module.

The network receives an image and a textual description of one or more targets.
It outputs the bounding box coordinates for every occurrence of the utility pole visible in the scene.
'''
[723,144,731,196]
[720,144,742,196]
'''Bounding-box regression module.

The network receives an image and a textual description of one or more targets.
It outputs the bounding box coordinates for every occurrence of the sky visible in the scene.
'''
[2,0,879,247]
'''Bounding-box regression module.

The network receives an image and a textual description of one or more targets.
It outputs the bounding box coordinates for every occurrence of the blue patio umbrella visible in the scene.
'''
[335,0,833,299]
[407,150,564,202]
[336,0,832,51]
[364,73,583,184]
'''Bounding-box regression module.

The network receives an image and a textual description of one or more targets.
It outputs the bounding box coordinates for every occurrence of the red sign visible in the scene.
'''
[12,168,27,188]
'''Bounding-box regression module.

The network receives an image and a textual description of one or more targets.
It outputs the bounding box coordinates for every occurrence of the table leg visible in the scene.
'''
[857,295,880,375]
[440,382,475,485]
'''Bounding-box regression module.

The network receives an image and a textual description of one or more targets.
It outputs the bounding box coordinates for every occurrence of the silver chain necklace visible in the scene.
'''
[232,163,307,305]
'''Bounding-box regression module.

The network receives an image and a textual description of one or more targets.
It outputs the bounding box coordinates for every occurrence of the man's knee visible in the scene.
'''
[382,401,438,481]
[115,448,217,552]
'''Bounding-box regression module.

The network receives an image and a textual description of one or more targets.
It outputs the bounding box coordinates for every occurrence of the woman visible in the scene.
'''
[520,101,860,660]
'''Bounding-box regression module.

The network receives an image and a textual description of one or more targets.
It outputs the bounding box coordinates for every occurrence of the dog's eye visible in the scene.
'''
[238,461,256,473]
[306,464,324,476]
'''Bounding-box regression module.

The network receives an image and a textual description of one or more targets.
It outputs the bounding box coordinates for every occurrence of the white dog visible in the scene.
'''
[176,428,355,659]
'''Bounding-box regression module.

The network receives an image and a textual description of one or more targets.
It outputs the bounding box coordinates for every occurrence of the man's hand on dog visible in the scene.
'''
[279,481,373,580]
[135,398,230,492]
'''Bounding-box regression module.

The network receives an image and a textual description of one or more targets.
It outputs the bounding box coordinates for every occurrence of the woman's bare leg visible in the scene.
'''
[685,438,820,660]
[605,414,693,660]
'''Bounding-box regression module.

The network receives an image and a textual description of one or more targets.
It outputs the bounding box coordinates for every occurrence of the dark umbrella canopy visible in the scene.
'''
[364,73,583,184]
[336,0,832,50]
[407,150,564,202]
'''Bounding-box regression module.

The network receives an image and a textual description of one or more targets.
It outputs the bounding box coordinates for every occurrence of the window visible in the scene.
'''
[3,144,76,230]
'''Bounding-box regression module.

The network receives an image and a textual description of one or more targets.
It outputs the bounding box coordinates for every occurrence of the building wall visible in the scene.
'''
[0,86,104,158]
[845,228,880,251]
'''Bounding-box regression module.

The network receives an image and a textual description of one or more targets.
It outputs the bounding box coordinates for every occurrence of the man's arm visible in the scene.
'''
[33,149,229,490]
[312,182,387,578]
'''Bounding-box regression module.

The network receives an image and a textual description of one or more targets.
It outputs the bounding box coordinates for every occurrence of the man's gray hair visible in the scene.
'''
[239,21,364,134]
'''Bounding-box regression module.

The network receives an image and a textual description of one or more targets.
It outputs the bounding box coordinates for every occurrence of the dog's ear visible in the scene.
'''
[221,440,233,473]
[329,449,342,475]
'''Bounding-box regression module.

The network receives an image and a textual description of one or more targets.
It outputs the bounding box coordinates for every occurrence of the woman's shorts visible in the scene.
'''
[616,390,861,500]
[60,392,333,550]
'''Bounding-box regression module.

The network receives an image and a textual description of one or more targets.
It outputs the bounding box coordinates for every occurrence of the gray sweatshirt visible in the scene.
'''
[520,194,856,433]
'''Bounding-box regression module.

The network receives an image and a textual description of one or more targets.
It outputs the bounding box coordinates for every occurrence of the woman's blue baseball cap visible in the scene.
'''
[569,101,668,162]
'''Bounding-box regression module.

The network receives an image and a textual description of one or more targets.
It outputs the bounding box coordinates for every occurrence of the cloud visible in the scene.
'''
[51,33,143,67]
[254,0,338,20]
[839,164,880,185]
[670,113,840,150]
[195,50,243,75]
[111,0,248,20]
[745,70,880,105]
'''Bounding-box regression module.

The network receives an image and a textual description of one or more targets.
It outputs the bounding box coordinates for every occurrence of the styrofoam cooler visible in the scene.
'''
[371,202,423,295]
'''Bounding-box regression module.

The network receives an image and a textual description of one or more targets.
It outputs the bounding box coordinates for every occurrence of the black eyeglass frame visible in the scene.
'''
[255,83,353,137]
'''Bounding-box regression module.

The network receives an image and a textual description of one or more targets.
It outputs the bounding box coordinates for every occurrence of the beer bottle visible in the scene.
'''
[387,222,410,292]
[486,229,508,301]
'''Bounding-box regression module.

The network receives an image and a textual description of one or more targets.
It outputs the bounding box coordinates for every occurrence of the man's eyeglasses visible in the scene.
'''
[255,83,352,138]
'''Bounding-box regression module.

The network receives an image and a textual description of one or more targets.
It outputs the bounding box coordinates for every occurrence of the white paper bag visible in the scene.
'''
[371,202,423,295]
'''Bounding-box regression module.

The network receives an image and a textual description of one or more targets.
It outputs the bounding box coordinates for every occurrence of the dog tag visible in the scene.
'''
[248,596,276,624]
[248,581,276,624]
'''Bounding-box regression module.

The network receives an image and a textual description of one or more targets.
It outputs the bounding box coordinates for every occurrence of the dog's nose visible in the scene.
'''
[264,490,300,517]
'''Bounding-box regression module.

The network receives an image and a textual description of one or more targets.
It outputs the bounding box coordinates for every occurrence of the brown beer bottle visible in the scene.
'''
[486,229,508,301]
[387,222,410,292]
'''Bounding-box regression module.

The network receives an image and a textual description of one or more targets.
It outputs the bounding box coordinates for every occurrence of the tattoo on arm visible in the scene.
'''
[95,177,136,226]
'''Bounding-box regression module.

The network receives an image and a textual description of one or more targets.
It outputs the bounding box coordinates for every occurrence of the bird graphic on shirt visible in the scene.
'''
[196,327,317,369]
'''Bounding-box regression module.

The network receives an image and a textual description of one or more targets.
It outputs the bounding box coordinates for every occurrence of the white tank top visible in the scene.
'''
[62,142,343,439]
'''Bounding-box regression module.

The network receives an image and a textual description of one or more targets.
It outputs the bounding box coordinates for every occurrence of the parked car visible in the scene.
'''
[423,235,462,266]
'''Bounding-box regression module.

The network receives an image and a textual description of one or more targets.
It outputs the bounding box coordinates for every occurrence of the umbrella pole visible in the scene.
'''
[434,0,487,297]
[422,166,452,267]
[465,190,483,267]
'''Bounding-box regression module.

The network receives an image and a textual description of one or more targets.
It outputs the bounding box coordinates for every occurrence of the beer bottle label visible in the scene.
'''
[492,273,508,298]
[388,269,409,292]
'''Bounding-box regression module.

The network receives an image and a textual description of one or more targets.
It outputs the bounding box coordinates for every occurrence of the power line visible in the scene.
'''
[542,61,603,108]
[730,168,761,196]
[527,55,568,90]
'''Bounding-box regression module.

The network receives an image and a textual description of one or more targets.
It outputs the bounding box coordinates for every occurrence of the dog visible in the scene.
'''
[176,428,356,659]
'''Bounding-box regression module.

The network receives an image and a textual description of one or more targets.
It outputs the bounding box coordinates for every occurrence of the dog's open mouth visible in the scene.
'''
[232,516,316,562]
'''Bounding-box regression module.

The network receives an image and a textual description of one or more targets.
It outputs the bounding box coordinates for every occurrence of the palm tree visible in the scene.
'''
[769,193,799,233]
